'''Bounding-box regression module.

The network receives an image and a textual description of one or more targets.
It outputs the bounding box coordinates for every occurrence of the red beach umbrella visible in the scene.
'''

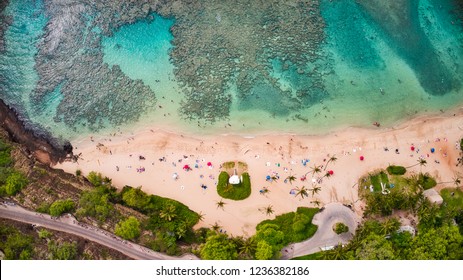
[328,170,334,175]
[207,162,212,166]
[360,156,365,161]
[183,164,190,170]
[410,146,415,151]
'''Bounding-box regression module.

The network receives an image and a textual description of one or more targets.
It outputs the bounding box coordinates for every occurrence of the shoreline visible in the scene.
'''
[56,108,463,237]
[69,101,463,145]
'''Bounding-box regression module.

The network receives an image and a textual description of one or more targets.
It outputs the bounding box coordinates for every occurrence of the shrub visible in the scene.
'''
[36,202,51,213]
[75,169,82,176]
[386,165,407,175]
[2,171,28,196]
[418,173,437,190]
[333,222,349,234]
[257,207,319,245]
[0,140,12,167]
[115,216,141,240]
[49,199,75,216]
[48,241,77,260]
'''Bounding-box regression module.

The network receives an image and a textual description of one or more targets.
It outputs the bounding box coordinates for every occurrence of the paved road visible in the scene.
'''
[0,203,199,260]
[281,203,360,259]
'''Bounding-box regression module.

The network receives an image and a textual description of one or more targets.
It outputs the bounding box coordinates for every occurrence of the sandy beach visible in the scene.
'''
[56,110,463,237]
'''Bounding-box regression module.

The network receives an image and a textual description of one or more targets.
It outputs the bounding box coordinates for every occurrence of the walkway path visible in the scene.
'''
[281,203,360,259]
[0,202,199,260]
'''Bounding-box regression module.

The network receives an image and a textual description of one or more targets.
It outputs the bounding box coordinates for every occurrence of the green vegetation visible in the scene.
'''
[315,167,463,260]
[369,171,389,192]
[48,240,78,260]
[115,216,141,240]
[441,188,463,234]
[417,172,437,190]
[359,170,433,216]
[258,207,318,245]
[0,224,34,259]
[386,165,407,175]
[77,184,116,222]
[254,207,319,259]
[0,139,12,167]
[38,229,52,239]
[254,223,285,260]
[333,223,349,234]
[216,171,251,200]
[120,186,200,254]
[1,170,28,196]
[49,199,75,217]
[0,139,29,196]
[200,232,238,260]
[36,202,51,214]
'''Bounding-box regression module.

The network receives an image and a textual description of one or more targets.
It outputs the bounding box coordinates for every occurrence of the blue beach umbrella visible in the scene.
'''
[431,148,435,153]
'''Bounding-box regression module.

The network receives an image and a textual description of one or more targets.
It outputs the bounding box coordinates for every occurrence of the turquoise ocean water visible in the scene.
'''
[1,0,462,140]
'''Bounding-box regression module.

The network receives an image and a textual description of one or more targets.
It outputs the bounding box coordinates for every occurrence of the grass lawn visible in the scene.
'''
[216,171,251,200]
[441,188,463,209]
[257,207,319,245]
[369,171,389,192]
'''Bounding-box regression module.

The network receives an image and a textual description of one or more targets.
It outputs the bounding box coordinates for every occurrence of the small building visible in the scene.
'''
[423,188,443,205]
[229,169,240,185]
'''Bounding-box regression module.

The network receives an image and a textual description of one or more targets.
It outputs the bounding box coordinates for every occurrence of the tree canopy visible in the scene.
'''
[115,216,141,240]
[200,232,238,260]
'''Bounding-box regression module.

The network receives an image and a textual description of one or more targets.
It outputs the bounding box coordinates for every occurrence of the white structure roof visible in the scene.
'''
[229,175,240,185]
[423,188,443,205]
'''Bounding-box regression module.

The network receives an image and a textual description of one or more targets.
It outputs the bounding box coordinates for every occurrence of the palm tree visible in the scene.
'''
[285,175,297,184]
[439,174,461,187]
[311,199,321,207]
[175,221,187,239]
[308,164,322,177]
[407,158,427,169]
[216,199,226,210]
[198,212,205,222]
[238,238,256,258]
[295,186,309,199]
[322,243,345,260]
[264,205,274,216]
[380,218,400,235]
[310,186,321,197]
[159,204,177,221]
[324,155,337,171]
[211,222,221,232]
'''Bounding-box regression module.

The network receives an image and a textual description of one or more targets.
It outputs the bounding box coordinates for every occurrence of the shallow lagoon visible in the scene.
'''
[1,0,462,139]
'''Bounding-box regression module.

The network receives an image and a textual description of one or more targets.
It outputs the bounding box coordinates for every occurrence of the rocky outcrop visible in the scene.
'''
[0,98,72,165]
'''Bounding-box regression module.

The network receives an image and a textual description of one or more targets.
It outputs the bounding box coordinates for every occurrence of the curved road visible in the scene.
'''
[281,203,360,259]
[0,203,198,260]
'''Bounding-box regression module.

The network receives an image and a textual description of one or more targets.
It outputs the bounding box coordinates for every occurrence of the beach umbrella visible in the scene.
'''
[172,173,178,179]
[360,156,365,161]
[266,175,271,181]
[431,148,435,153]
[207,162,212,167]
[183,164,190,170]
[411,146,415,151]
[328,170,334,175]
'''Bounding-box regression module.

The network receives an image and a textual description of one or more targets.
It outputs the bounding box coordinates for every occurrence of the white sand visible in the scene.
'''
[56,110,463,237]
